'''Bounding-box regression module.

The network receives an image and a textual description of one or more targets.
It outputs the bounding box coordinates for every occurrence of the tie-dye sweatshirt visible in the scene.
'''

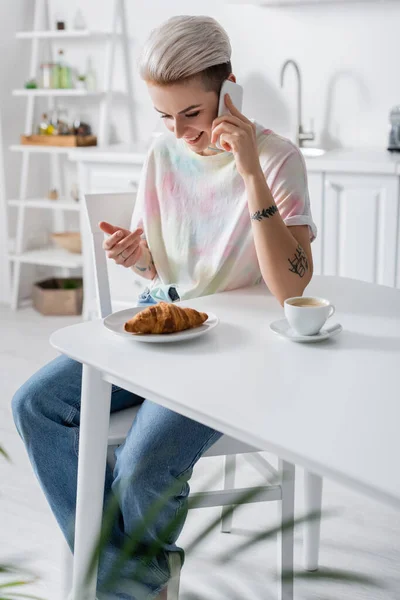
[130,122,317,301]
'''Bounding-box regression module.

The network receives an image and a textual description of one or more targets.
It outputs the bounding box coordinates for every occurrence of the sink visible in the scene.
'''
[300,147,326,158]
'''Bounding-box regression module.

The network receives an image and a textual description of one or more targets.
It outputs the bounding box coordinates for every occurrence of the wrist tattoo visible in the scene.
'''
[288,244,309,278]
[251,205,278,221]
[135,258,154,273]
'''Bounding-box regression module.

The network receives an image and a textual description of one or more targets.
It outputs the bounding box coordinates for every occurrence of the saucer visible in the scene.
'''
[269,318,343,343]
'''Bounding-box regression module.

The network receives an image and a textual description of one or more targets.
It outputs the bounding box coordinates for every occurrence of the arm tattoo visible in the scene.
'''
[250,205,278,222]
[288,244,309,278]
[135,258,154,273]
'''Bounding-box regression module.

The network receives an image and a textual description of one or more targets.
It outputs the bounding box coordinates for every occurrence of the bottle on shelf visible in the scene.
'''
[57,106,71,135]
[73,9,87,30]
[40,62,56,89]
[49,108,59,134]
[85,57,97,92]
[56,49,72,89]
[55,12,66,30]
[38,113,54,135]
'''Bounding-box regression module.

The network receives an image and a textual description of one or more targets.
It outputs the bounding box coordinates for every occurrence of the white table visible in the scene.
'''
[50,275,400,600]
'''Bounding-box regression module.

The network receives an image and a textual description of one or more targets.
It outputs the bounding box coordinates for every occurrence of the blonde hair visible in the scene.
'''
[138,15,232,92]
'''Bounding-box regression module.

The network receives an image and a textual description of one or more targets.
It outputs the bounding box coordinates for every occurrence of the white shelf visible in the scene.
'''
[16,29,114,40]
[10,144,97,154]
[8,198,80,211]
[13,89,104,97]
[8,247,83,268]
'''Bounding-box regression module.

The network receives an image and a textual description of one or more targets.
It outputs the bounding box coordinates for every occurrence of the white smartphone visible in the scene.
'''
[216,79,244,150]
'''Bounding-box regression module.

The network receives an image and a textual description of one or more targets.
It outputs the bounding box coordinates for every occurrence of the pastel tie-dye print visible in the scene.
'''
[130,123,317,301]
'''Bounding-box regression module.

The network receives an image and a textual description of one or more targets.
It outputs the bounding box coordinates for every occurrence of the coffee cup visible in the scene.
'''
[284,296,335,336]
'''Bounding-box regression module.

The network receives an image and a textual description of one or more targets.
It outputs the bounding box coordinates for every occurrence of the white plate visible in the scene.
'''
[103,306,219,343]
[270,318,343,343]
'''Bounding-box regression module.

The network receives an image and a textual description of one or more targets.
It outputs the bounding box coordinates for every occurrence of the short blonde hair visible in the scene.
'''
[138,15,232,92]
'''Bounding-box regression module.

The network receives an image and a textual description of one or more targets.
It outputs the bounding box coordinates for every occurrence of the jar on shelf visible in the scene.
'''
[40,63,57,89]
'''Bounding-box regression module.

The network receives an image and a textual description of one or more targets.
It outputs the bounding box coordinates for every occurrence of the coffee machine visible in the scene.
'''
[388,105,400,152]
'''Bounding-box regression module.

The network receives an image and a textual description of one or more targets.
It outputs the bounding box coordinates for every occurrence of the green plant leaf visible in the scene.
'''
[1,443,389,599]
[0,445,12,462]
[218,508,339,564]
[284,567,384,587]
[0,594,45,599]
[94,456,227,595]
[62,279,79,290]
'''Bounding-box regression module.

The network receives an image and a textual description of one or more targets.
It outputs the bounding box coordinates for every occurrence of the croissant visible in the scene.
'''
[124,302,208,335]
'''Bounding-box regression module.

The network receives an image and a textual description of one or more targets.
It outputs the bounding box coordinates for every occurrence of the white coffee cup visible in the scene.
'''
[284,296,335,336]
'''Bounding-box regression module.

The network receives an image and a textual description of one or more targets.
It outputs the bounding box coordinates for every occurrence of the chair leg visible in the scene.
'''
[277,459,295,600]
[303,470,323,571]
[220,454,236,533]
[63,536,73,600]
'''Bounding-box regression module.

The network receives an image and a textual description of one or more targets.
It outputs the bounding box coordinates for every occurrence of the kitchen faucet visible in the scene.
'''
[280,59,315,148]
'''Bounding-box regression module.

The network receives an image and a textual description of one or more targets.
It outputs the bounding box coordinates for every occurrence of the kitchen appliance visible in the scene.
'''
[387,105,400,152]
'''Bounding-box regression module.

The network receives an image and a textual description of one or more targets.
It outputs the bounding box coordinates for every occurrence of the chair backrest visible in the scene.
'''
[83,192,140,319]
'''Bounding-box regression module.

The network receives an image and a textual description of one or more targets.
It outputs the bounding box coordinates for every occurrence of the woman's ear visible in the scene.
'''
[227,73,237,83]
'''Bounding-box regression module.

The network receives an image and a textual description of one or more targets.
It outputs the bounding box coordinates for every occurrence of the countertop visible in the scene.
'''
[69,143,400,175]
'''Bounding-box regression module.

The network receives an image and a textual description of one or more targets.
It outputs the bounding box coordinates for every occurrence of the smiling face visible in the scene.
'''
[147,74,235,156]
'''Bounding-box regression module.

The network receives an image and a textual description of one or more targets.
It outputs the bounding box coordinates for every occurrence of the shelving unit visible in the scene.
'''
[8,198,80,211]
[16,30,114,40]
[13,90,106,97]
[8,0,135,311]
[9,247,83,268]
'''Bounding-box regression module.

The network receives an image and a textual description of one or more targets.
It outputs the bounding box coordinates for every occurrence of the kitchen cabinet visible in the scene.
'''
[84,164,142,194]
[322,174,399,287]
[308,172,399,288]
[307,172,324,277]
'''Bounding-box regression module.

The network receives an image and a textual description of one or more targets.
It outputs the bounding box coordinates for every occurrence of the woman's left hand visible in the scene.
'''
[210,94,262,179]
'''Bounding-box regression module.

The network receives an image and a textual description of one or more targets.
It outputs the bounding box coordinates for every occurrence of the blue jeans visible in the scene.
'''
[11,355,222,599]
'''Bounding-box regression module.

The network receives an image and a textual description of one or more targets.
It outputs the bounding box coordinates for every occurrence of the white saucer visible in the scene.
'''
[270,318,343,343]
[103,306,219,343]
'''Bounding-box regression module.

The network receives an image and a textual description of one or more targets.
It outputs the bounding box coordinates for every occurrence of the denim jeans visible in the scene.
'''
[11,354,223,599]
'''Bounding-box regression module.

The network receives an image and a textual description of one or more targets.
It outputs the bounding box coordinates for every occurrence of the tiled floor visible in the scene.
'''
[1,304,400,600]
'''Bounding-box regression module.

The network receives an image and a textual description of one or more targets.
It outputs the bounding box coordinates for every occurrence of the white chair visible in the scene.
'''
[62,191,308,600]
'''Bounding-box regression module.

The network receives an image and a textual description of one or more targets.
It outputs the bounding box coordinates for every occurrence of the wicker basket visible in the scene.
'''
[51,232,82,254]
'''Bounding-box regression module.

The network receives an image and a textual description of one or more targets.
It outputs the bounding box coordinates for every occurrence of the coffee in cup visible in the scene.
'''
[284,296,335,336]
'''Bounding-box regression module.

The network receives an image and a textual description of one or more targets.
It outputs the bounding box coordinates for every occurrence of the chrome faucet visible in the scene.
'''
[280,59,315,148]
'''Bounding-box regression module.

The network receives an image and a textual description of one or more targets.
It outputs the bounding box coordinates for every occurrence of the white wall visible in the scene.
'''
[1,0,399,302]
[13,0,399,152]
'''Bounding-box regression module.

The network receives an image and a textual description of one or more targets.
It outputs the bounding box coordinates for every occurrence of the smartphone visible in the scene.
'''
[216,79,244,150]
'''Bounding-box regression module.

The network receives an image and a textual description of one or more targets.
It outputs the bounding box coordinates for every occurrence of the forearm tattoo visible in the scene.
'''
[288,244,309,278]
[135,264,147,272]
[250,205,278,221]
[135,258,154,273]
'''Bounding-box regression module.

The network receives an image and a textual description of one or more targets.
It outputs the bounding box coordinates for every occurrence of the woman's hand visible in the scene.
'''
[210,94,263,180]
[99,221,145,268]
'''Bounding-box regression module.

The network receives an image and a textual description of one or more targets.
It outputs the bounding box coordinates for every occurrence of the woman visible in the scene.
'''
[12,15,317,600]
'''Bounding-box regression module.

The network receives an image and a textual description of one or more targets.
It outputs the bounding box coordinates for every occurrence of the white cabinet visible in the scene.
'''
[86,163,142,193]
[309,172,399,288]
[307,172,324,277]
